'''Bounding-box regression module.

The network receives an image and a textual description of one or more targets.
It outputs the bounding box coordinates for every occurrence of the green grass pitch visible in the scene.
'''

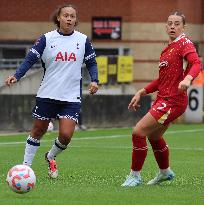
[0,124,204,205]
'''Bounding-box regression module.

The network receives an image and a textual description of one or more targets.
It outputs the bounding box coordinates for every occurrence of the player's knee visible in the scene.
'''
[58,132,72,145]
[31,127,47,138]
[58,137,71,146]
[132,125,146,136]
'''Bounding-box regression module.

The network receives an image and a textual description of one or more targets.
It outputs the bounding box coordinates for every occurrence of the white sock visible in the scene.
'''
[160,167,171,174]
[47,138,68,161]
[131,170,141,177]
[23,135,40,166]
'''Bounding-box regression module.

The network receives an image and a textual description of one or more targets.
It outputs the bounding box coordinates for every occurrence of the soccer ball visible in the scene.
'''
[6,164,36,194]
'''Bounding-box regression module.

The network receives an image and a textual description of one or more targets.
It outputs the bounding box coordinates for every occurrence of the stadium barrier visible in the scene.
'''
[0,95,151,131]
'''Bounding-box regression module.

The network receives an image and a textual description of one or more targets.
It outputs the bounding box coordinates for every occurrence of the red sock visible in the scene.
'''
[131,134,148,171]
[149,137,169,169]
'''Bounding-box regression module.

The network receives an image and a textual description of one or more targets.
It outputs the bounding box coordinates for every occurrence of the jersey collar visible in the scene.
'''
[173,33,185,42]
[57,29,74,36]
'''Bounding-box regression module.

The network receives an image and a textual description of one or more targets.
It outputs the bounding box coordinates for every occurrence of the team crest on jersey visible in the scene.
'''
[159,60,168,68]
[168,48,174,56]
[55,52,76,61]
[169,48,174,53]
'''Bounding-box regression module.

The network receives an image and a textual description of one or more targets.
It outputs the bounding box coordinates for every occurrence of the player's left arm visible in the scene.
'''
[84,37,99,95]
[185,52,202,79]
[178,39,202,91]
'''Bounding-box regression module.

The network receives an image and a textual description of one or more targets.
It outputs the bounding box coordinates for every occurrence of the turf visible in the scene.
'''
[0,124,204,205]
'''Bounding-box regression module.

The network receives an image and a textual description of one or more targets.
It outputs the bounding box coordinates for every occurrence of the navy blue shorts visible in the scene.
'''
[32,98,81,123]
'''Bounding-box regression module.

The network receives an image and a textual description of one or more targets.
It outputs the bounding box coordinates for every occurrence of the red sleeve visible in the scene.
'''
[184,52,201,79]
[144,79,159,94]
[180,37,196,57]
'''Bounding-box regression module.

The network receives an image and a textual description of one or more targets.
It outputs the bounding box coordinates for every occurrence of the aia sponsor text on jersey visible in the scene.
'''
[55,52,77,61]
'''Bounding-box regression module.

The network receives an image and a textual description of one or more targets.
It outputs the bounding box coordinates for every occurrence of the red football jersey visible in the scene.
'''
[157,34,196,99]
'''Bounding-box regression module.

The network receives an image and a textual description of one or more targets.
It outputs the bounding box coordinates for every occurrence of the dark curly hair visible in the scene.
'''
[52,4,78,28]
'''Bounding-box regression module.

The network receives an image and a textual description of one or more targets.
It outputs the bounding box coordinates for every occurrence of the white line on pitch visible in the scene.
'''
[0,128,203,146]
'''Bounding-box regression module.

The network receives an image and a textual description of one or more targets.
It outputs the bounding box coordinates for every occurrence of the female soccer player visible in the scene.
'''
[122,11,201,186]
[5,4,99,178]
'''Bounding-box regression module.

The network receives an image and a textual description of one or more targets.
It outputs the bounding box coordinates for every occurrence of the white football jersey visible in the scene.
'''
[37,30,86,102]
[14,29,98,103]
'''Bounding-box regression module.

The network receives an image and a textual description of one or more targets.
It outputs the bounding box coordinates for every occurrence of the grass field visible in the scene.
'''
[0,124,204,205]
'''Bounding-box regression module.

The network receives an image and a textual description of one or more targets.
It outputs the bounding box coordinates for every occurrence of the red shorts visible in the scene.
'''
[149,97,188,125]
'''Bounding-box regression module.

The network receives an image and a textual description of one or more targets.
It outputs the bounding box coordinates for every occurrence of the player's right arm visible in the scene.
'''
[144,78,159,94]
[128,88,147,110]
[5,35,46,86]
[128,78,159,110]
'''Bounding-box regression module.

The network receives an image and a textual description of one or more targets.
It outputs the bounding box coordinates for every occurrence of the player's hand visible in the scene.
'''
[178,75,193,91]
[5,76,17,86]
[89,82,98,95]
[128,89,147,111]
[128,93,141,110]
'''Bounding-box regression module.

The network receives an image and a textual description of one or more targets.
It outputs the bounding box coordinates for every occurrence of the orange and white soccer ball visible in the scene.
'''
[6,164,36,194]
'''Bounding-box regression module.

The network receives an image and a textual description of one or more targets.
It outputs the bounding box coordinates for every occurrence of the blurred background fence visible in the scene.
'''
[0,95,151,131]
[0,0,203,131]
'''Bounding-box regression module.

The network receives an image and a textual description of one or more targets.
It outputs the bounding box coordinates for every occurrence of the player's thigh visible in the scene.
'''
[58,102,81,138]
[149,98,187,125]
[31,119,50,138]
[133,112,163,136]
[59,118,76,139]
[148,124,169,140]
